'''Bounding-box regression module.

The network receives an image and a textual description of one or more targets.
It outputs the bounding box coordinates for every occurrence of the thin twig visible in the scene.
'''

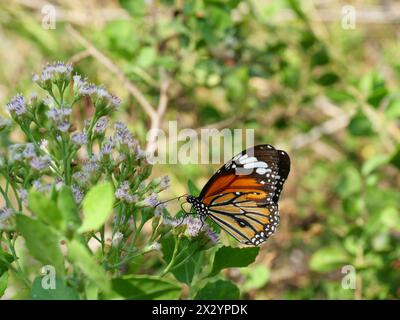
[66,25,157,120]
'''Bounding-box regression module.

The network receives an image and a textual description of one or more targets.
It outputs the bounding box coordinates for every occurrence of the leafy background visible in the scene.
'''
[0,0,400,299]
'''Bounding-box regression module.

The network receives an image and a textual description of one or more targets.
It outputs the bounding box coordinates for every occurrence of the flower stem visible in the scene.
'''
[161,236,181,277]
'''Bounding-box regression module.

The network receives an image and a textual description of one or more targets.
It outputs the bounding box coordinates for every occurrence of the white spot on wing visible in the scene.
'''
[256,168,268,175]
[243,161,268,169]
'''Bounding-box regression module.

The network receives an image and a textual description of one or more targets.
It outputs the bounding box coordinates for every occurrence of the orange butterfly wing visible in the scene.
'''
[198,144,290,245]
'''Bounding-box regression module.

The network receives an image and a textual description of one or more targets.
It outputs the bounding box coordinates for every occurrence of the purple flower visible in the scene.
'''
[125,194,138,203]
[115,188,127,200]
[54,61,72,75]
[57,121,70,132]
[100,137,114,156]
[33,180,52,193]
[96,87,110,99]
[0,207,14,222]
[35,62,72,88]
[109,94,122,109]
[204,227,219,244]
[22,143,37,159]
[134,145,146,160]
[72,185,84,203]
[18,189,28,206]
[71,132,87,145]
[30,155,51,171]
[83,155,100,173]
[114,121,136,147]
[163,216,182,227]
[184,216,203,237]
[72,171,89,184]
[9,144,24,162]
[94,117,108,134]
[6,94,27,116]
[143,193,159,207]
[47,106,72,132]
[55,178,64,191]
[160,176,170,190]
[79,83,97,96]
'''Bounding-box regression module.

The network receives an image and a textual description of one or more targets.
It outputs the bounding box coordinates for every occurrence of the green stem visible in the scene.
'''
[86,114,99,158]
[6,236,31,288]
[0,184,13,209]
[161,236,181,277]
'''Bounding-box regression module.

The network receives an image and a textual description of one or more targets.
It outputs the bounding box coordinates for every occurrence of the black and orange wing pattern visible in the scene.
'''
[195,144,290,246]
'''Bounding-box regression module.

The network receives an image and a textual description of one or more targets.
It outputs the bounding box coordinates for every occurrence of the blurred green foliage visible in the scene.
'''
[0,0,399,299]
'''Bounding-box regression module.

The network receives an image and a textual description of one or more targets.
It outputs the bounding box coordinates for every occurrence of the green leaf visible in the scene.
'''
[360,72,388,108]
[0,248,14,277]
[16,215,64,274]
[390,148,400,170]
[209,246,259,277]
[57,186,81,232]
[188,179,200,196]
[286,0,308,22]
[335,167,362,198]
[136,47,156,68]
[0,272,8,297]
[240,265,270,291]
[85,282,99,300]
[30,276,79,300]
[67,239,110,292]
[362,155,389,176]
[78,182,114,233]
[161,235,203,285]
[309,246,350,273]
[195,280,240,300]
[112,275,181,300]
[28,189,63,230]
[310,47,330,67]
[348,110,374,136]
[315,72,339,86]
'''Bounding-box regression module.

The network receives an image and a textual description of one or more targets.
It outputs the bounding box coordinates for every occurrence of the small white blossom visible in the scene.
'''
[112,231,124,247]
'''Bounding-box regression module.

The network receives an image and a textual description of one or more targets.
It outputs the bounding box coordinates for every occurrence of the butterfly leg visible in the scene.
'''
[199,214,206,230]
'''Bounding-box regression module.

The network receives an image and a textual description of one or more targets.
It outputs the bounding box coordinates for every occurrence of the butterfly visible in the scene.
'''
[186,144,290,246]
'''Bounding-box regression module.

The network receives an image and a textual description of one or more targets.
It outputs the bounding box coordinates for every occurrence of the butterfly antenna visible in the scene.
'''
[155,194,188,208]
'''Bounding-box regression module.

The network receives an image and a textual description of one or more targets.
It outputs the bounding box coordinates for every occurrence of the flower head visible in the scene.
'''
[34,62,73,89]
[184,216,203,237]
[18,188,28,206]
[114,121,136,148]
[23,143,37,159]
[0,207,14,222]
[94,117,109,134]
[112,231,124,247]
[72,185,84,203]
[71,132,87,145]
[6,94,27,117]
[143,193,159,207]
[100,137,114,156]
[30,155,51,171]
